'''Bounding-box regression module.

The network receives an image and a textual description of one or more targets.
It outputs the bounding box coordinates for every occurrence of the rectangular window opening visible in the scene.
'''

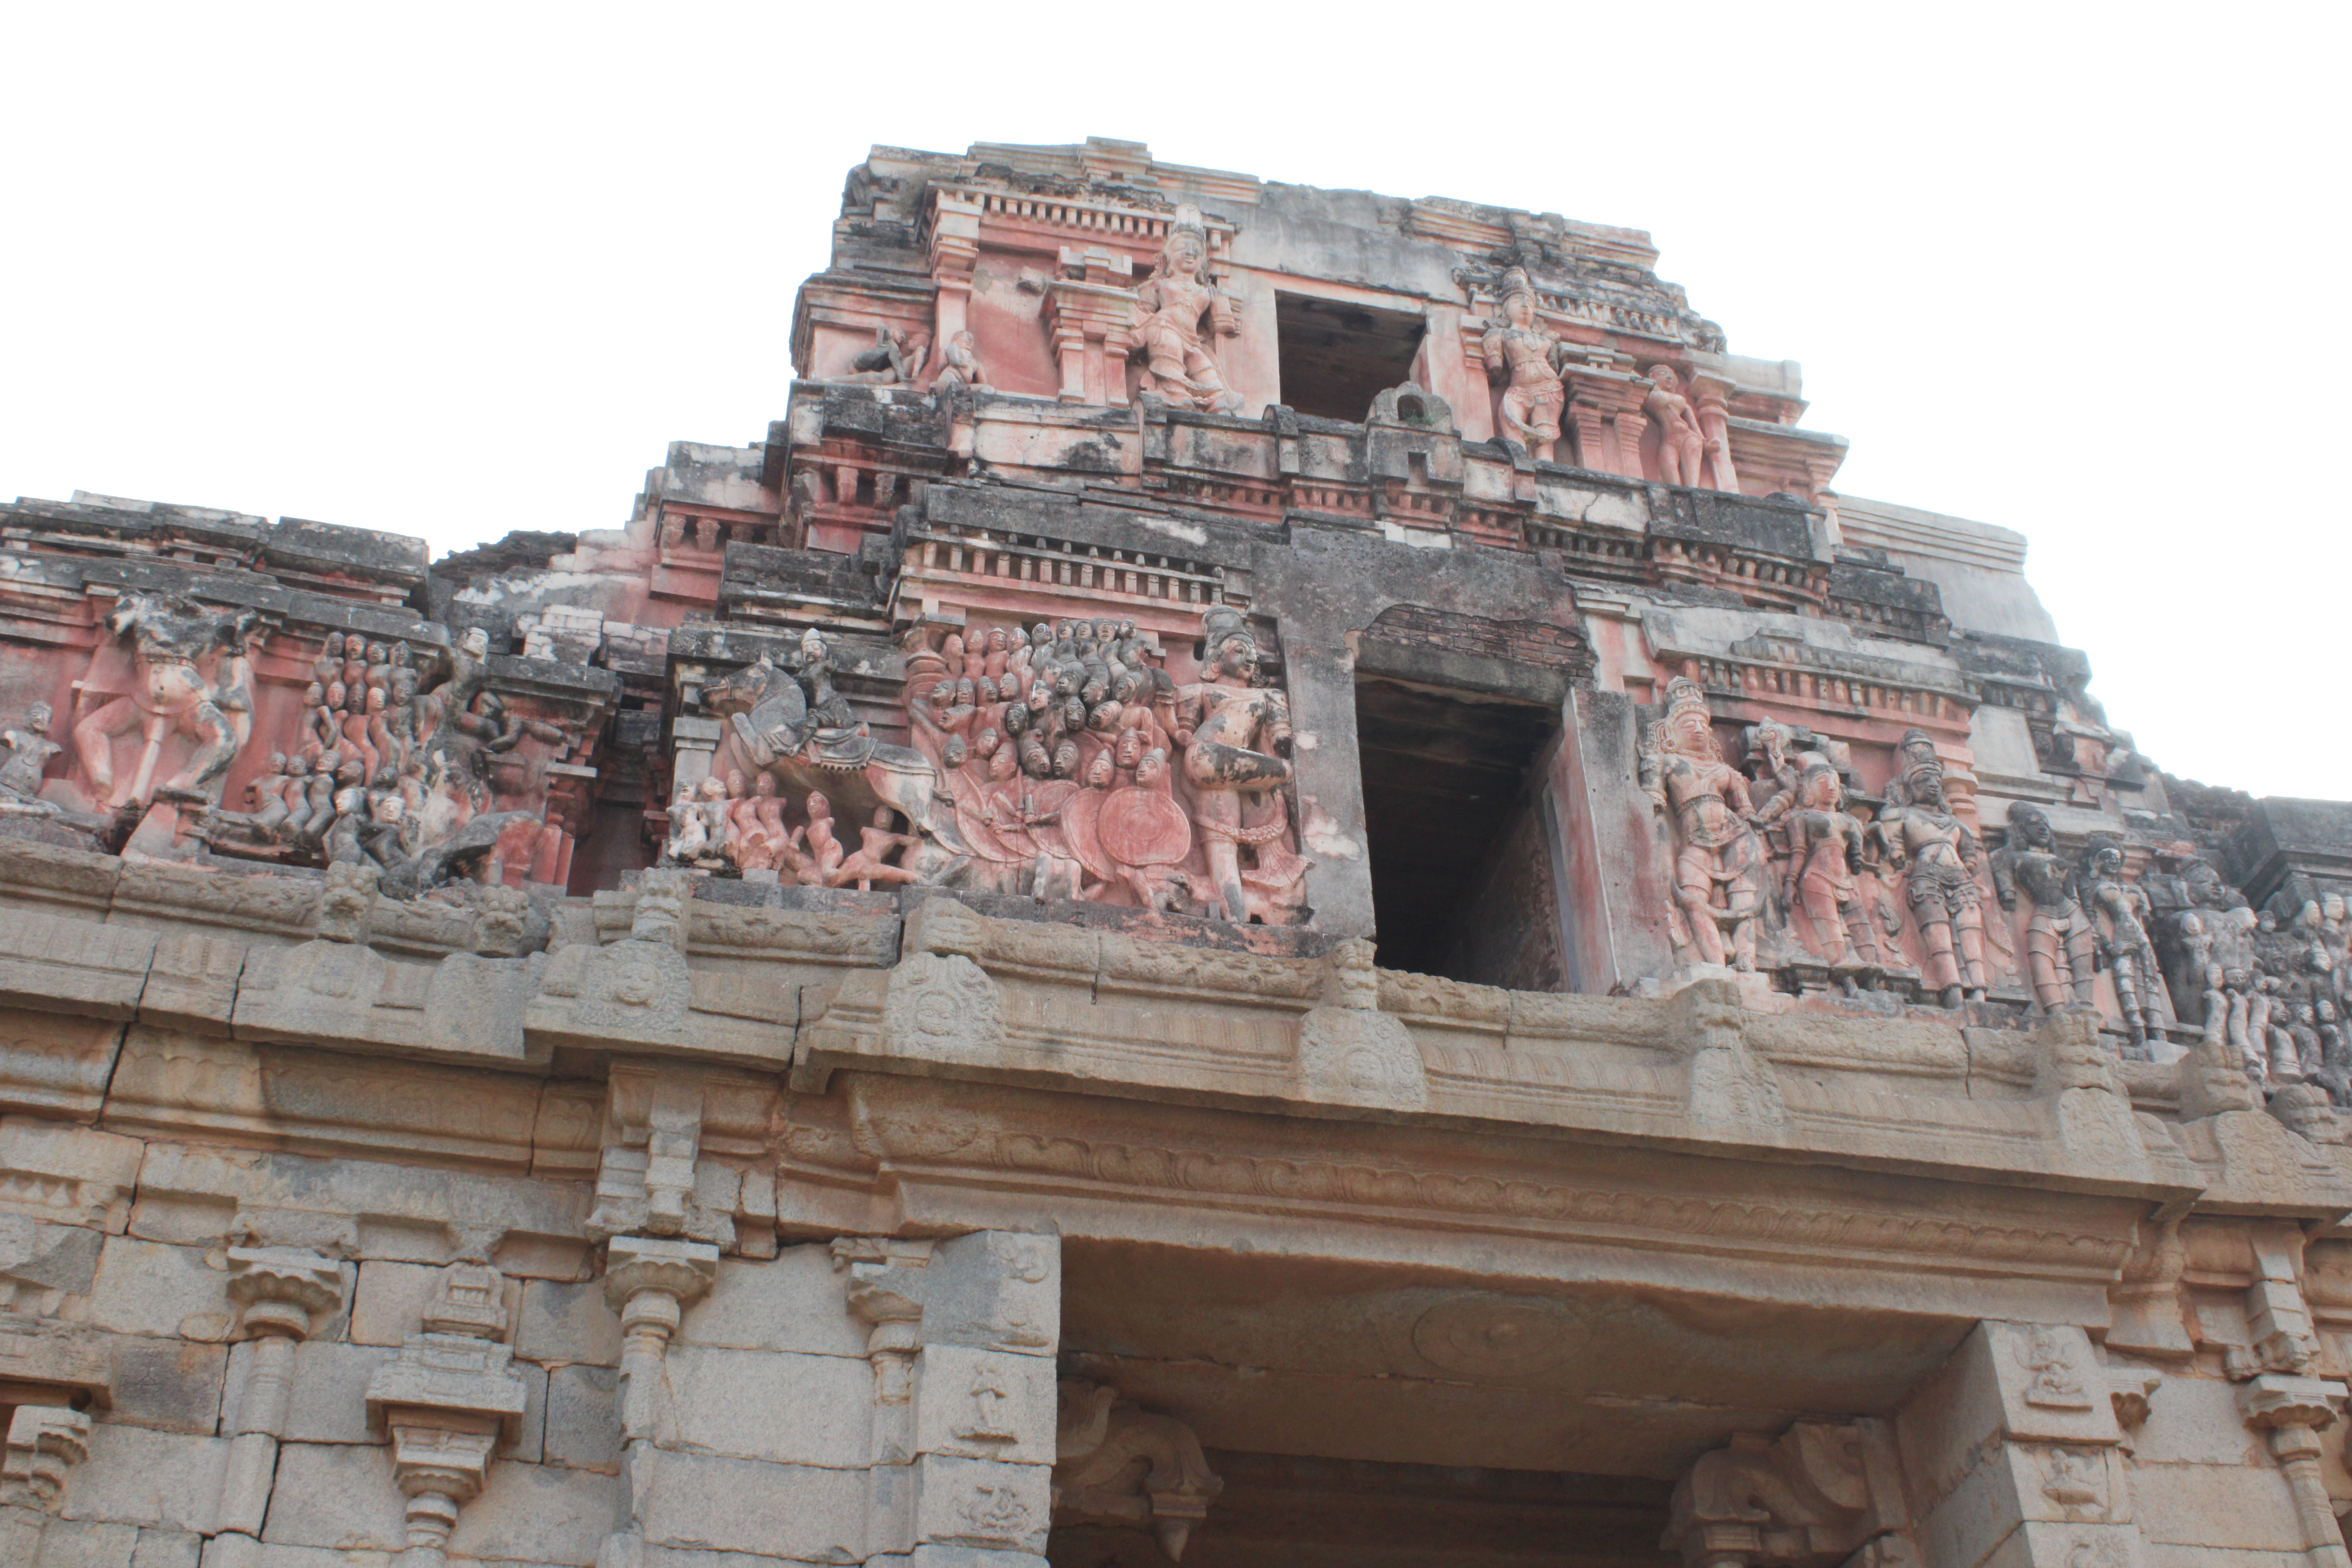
[1275,294,1426,423]
[1354,675,1564,987]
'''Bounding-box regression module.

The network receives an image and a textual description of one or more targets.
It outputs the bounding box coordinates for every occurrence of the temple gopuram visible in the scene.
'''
[0,137,2343,1568]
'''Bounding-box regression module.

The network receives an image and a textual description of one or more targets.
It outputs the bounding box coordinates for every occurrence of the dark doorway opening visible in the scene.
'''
[1275,294,1425,423]
[1354,675,1562,985]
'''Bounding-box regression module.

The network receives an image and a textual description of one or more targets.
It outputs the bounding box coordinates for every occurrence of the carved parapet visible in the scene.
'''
[233,938,545,1068]
[0,1406,90,1513]
[1662,1419,1909,1568]
[1053,1379,1224,1561]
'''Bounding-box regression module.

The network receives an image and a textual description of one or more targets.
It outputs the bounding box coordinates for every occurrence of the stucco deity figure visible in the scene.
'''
[0,701,63,811]
[1639,678,1764,970]
[1178,608,1303,924]
[2169,858,2263,1077]
[1990,804,2096,1013]
[930,330,991,395]
[73,593,263,808]
[1748,745,1875,967]
[1644,366,1723,488]
[1479,269,1566,462]
[1131,207,1243,415]
[2076,837,2164,1045]
[1877,730,1987,1008]
[838,325,926,387]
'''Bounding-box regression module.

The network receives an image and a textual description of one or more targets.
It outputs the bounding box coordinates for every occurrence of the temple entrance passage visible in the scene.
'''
[1352,674,1561,985]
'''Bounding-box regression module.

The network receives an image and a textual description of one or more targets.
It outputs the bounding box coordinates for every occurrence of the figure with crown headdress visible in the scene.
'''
[1638,677,1765,969]
[1877,728,1989,1008]
[1177,606,1308,923]
[1131,206,1245,415]
[1478,268,1568,462]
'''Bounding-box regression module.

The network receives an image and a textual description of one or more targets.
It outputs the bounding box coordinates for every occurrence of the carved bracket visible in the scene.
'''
[1053,1378,1224,1561]
[1663,1418,1911,1568]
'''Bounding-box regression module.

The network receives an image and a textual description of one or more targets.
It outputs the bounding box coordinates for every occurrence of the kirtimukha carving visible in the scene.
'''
[72,593,263,809]
[1130,205,1243,415]
[1641,678,1764,970]
[1991,803,2096,1014]
[1877,729,1988,1008]
[1479,267,1567,462]
[1644,365,1724,488]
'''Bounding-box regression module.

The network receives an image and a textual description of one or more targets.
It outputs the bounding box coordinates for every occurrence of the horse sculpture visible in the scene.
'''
[701,650,969,884]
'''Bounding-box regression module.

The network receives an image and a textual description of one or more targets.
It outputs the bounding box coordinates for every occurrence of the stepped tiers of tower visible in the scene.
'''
[0,138,2344,1567]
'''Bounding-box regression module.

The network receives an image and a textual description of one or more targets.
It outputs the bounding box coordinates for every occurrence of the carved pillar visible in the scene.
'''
[1690,373,1742,493]
[0,1404,92,1561]
[2225,1239,2351,1568]
[1559,365,1648,479]
[838,1238,930,1466]
[927,189,984,381]
[1044,250,1137,408]
[1892,1320,2148,1568]
[363,1262,528,1568]
[600,1235,720,1568]
[1610,407,1651,481]
[212,1246,347,1568]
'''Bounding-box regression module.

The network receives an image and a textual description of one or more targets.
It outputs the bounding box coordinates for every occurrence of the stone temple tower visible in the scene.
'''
[0,136,2343,1567]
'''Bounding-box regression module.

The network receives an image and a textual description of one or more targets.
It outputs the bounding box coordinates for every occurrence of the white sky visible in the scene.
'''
[4,5,2345,798]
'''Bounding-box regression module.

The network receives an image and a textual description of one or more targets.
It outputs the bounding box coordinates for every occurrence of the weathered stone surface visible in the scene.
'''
[541,1364,619,1474]
[516,1278,622,1367]
[679,1247,867,1360]
[56,1426,227,1534]
[633,1452,869,1560]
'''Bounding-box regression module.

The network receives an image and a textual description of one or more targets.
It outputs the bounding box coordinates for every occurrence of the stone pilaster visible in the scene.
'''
[2224,1241,2350,1568]
[211,1245,347,1568]
[836,1230,1062,1566]
[598,1234,720,1568]
[1896,1321,2150,1568]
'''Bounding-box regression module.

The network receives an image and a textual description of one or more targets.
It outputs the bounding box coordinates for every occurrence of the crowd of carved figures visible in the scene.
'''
[0,599,577,897]
[1640,673,2352,1105]
[664,610,1310,924]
